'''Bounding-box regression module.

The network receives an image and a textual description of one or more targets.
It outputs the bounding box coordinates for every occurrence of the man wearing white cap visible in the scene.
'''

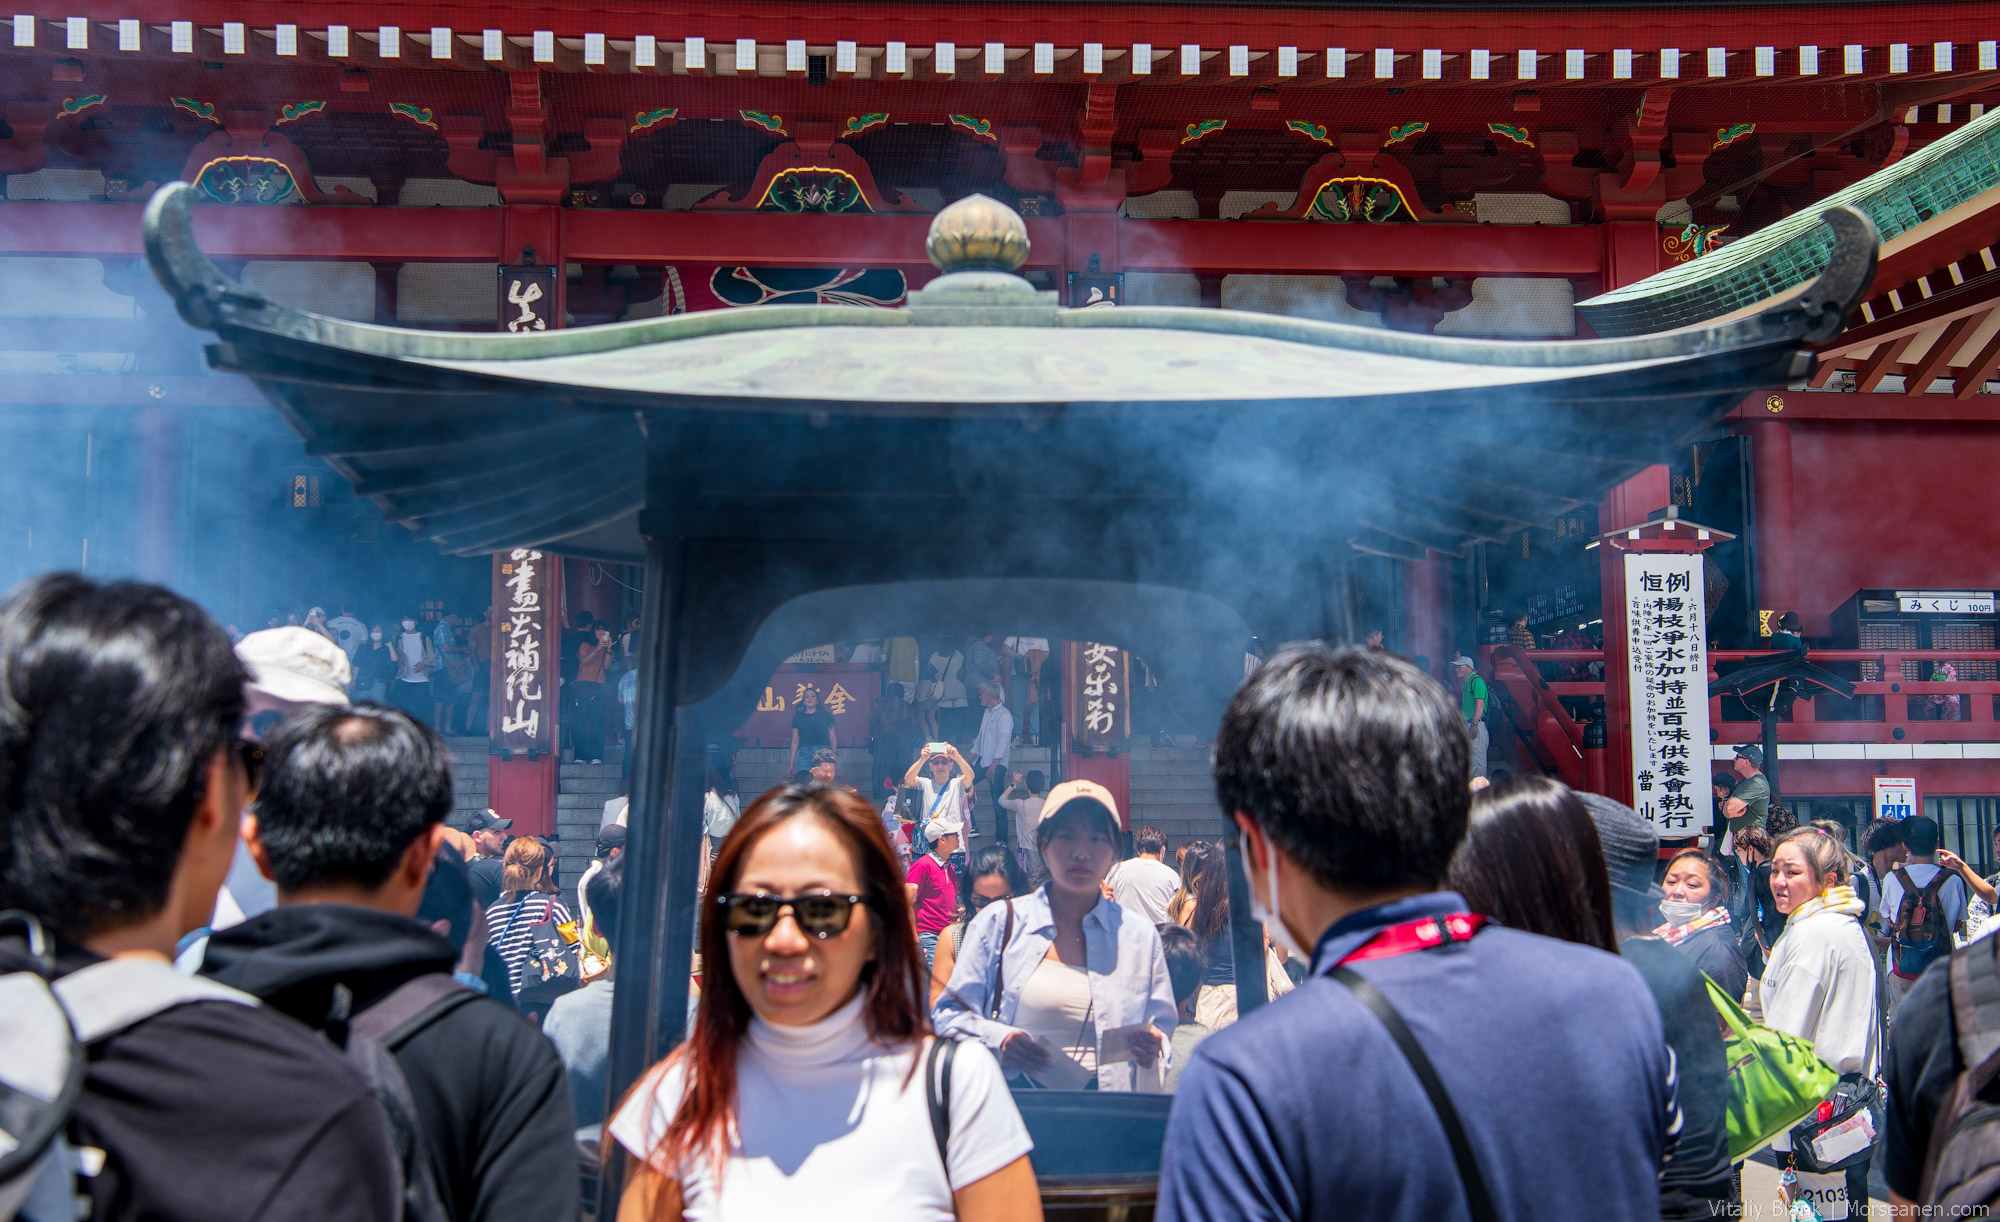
[906,815,963,970]
[1453,654,1490,780]
[211,627,353,932]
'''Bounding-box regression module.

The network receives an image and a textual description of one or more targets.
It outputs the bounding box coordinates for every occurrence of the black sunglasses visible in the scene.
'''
[717,891,868,939]
[968,892,1006,913]
[235,740,266,793]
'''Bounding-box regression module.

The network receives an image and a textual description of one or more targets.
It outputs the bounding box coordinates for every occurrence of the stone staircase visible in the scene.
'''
[1126,746,1227,848]
[444,736,490,827]
[557,750,625,890]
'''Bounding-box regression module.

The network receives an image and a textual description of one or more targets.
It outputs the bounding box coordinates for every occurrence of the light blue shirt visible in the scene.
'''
[933,884,1177,1091]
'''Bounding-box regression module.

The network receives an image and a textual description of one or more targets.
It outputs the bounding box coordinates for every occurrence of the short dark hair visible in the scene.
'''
[1902,815,1941,856]
[1712,772,1737,793]
[1025,770,1045,794]
[417,843,474,952]
[254,703,452,892]
[812,747,837,767]
[1157,923,1206,1006]
[1214,643,1470,893]
[1134,826,1166,856]
[0,574,246,937]
[586,854,624,956]
[1448,774,1618,952]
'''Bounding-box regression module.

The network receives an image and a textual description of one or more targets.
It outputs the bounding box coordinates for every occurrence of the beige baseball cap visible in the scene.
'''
[1036,779,1122,831]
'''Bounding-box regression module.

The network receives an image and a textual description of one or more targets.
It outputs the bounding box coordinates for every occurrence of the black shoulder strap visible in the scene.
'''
[1332,967,1499,1222]
[351,973,478,1050]
[1950,933,2000,1068]
[925,1037,959,1173]
[989,901,1016,1020]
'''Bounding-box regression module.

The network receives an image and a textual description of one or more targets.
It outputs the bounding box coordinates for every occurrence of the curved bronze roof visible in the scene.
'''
[146,183,1872,646]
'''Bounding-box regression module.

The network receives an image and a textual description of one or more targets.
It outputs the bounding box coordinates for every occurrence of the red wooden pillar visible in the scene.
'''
[1402,550,1452,682]
[1597,468,1673,802]
[1743,417,1797,628]
[487,200,567,834]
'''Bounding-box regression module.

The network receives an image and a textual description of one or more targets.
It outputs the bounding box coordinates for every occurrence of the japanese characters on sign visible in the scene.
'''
[490,548,557,753]
[1625,554,1711,837]
[497,265,557,334]
[1895,590,1997,615]
[733,665,882,746]
[1067,641,1130,748]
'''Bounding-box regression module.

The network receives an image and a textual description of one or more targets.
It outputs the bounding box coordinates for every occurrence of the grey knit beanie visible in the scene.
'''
[1578,792,1660,897]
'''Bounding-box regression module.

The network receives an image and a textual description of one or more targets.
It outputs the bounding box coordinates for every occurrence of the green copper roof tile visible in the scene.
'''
[1578,107,2000,336]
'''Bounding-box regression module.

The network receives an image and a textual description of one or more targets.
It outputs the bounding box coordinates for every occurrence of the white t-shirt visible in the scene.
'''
[610,996,1032,1221]
[327,614,367,658]
[915,776,969,831]
[1107,857,1183,926]
[1004,637,1050,655]
[398,631,428,681]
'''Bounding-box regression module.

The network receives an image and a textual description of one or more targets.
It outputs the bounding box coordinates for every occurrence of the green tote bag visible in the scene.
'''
[1707,976,1841,1162]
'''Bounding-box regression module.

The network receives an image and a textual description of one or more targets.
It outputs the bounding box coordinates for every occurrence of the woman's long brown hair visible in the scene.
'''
[647,783,928,1175]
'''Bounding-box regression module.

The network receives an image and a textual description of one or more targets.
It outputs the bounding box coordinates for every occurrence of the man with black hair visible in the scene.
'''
[0,574,400,1222]
[1159,642,1679,1222]
[1109,826,1182,925]
[199,702,579,1222]
[546,855,623,1126]
[1880,814,1968,1010]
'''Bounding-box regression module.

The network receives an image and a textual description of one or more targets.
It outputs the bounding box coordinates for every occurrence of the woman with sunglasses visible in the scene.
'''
[930,845,1031,1006]
[611,785,1039,1222]
[934,781,1177,1092]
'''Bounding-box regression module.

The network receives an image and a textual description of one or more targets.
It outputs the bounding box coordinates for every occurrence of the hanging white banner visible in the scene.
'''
[1625,552,1711,837]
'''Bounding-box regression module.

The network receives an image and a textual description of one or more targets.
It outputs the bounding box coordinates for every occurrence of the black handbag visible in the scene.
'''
[1788,1072,1884,1174]
[514,897,584,1008]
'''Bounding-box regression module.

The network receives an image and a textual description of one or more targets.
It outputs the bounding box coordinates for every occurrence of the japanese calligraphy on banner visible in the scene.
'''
[1625,553,1711,837]
[1066,641,1130,748]
[490,548,558,753]
[733,665,881,747]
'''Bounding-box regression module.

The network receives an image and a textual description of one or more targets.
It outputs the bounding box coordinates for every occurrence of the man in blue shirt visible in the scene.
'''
[1160,643,1680,1222]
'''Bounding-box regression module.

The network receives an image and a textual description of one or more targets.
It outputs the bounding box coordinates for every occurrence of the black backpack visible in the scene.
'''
[1920,934,2000,1207]
[331,974,480,1222]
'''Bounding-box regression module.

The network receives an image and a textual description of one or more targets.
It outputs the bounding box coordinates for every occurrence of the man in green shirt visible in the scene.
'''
[1723,744,1770,834]
[1453,654,1490,779]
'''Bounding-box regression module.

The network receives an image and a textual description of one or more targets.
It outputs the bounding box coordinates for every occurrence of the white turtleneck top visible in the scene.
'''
[609,994,1032,1220]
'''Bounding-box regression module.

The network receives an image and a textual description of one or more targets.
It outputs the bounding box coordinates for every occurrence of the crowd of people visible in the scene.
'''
[12,573,2000,1221]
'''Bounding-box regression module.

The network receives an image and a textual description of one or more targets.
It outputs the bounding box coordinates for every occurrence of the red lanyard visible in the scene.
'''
[1335,913,1487,967]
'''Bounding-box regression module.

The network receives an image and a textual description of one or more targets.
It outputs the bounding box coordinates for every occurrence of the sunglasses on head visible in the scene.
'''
[716,891,868,939]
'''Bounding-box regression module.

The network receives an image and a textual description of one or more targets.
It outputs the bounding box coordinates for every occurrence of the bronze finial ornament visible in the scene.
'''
[925,193,1030,273]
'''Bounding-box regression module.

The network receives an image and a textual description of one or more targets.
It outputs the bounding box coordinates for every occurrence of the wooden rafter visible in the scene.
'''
[1955,326,2000,400]
[1855,334,1917,393]
[1905,311,1988,396]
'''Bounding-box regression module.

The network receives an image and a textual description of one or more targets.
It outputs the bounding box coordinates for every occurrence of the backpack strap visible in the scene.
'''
[1332,966,1499,1222]
[1950,934,2000,1068]
[925,1036,959,1176]
[350,973,478,1051]
[53,956,256,1043]
[1920,870,1953,902]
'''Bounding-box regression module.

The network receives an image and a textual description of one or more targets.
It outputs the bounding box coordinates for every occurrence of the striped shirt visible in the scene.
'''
[486,893,573,996]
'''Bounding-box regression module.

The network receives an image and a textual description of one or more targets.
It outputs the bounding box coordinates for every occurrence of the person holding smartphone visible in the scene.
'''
[904,743,975,859]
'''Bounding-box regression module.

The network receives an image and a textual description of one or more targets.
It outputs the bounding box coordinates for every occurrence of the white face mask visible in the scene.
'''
[402,620,417,631]
[1247,837,1308,962]
[1658,899,1705,927]
[370,631,383,642]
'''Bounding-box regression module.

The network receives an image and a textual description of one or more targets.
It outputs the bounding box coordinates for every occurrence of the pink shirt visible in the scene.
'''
[906,852,959,935]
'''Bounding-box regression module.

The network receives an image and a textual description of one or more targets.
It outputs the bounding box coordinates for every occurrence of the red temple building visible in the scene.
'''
[3,3,1999,856]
